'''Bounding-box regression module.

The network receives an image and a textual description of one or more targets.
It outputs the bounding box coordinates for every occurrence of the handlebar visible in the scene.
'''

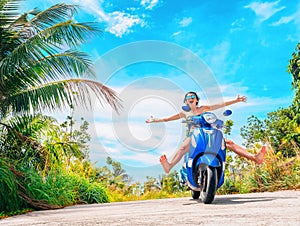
[182,114,225,129]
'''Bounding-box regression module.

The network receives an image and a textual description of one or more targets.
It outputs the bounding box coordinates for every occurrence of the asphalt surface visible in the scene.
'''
[1,190,299,226]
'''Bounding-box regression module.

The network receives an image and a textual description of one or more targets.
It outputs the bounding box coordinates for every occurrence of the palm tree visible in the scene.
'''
[0,0,121,120]
[0,1,122,211]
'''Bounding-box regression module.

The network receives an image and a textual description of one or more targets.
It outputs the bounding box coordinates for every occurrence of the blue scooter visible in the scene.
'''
[180,108,232,204]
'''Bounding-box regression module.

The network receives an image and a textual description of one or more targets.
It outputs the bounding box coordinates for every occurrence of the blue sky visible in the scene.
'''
[24,0,299,182]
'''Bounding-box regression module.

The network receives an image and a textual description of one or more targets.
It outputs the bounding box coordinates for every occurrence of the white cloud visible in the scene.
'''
[47,0,109,20]
[230,18,245,32]
[140,0,159,10]
[90,118,183,167]
[172,31,182,37]
[86,87,185,167]
[179,17,192,27]
[245,0,285,22]
[105,11,145,37]
[46,0,147,37]
[204,41,237,78]
[271,13,296,26]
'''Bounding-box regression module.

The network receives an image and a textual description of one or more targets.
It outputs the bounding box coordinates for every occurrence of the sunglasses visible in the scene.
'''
[186,95,196,100]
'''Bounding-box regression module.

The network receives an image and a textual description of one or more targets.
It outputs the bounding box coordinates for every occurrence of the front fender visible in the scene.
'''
[196,153,221,167]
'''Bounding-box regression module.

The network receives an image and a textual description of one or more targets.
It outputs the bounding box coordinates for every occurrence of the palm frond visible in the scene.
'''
[1,21,100,78]
[3,50,95,91]
[0,0,20,24]
[9,4,100,44]
[0,50,95,114]
[0,0,22,60]
[11,4,77,38]
[0,1,117,118]
[7,79,122,114]
[6,114,56,138]
[45,21,101,47]
[36,50,95,79]
[0,33,57,77]
[27,4,77,30]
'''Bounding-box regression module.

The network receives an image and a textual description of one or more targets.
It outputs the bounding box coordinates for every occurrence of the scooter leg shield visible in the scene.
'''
[196,154,221,168]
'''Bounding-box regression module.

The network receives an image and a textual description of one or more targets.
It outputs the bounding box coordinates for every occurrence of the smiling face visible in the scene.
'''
[185,93,198,106]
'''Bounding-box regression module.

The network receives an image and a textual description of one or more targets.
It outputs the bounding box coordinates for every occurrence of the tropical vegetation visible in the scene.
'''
[0,0,299,219]
[0,0,121,216]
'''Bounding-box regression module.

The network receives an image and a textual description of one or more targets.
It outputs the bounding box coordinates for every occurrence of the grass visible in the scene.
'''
[218,144,300,194]
[2,144,299,217]
[0,209,32,220]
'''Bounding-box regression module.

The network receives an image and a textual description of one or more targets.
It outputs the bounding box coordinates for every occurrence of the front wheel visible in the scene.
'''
[200,166,218,204]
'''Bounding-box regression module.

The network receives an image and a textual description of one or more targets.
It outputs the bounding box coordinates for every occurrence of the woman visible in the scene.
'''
[146,91,266,174]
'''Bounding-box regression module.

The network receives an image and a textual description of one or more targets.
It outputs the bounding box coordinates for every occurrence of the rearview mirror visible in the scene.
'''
[182,105,191,112]
[223,109,232,116]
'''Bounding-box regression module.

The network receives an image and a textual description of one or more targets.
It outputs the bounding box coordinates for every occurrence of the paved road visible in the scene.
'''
[1,190,299,226]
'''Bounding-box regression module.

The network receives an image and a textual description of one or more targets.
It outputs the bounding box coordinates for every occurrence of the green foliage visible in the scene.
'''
[23,167,108,206]
[0,115,54,169]
[218,145,300,194]
[0,0,119,215]
[0,0,121,118]
[0,159,24,212]
[143,176,160,193]
[241,43,300,156]
[240,116,267,148]
[79,181,108,204]
[224,119,234,136]
[0,208,32,220]
[241,109,299,157]
[265,108,299,156]
[0,113,110,213]
[97,157,131,187]
[243,157,300,192]
[217,177,239,195]
[97,158,188,202]
[0,114,92,169]
[161,171,185,193]
[287,43,300,90]
[0,0,120,212]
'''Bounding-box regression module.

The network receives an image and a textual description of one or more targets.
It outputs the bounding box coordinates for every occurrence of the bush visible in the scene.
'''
[218,146,300,194]
[79,182,108,204]
[24,167,109,206]
[0,159,25,212]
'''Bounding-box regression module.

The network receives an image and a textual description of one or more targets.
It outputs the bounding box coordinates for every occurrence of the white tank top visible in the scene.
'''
[181,107,203,138]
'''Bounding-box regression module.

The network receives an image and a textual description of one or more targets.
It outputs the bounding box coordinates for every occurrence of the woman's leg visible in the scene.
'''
[160,137,191,173]
[225,139,266,164]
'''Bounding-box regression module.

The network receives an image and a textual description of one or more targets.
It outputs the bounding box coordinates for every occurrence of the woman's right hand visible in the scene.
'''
[236,95,247,103]
[145,116,157,123]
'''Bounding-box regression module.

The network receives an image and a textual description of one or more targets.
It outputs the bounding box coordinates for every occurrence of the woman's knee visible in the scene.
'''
[225,139,234,145]
[225,139,235,149]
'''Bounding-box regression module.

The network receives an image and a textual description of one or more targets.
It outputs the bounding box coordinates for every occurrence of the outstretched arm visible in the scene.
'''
[204,95,247,111]
[145,112,185,123]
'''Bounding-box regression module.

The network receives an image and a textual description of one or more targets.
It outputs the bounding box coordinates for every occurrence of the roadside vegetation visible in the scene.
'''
[0,0,120,218]
[1,0,299,220]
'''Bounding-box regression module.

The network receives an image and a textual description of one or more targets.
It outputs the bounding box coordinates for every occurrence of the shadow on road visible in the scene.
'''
[183,193,296,206]
[212,196,275,205]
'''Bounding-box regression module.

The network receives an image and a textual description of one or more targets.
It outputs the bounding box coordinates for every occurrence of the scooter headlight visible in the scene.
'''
[203,112,217,124]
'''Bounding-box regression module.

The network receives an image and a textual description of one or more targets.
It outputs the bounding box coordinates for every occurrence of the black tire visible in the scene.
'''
[191,190,200,199]
[200,166,218,204]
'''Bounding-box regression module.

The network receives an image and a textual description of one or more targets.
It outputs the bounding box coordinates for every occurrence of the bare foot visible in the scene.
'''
[254,146,266,164]
[160,154,170,173]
